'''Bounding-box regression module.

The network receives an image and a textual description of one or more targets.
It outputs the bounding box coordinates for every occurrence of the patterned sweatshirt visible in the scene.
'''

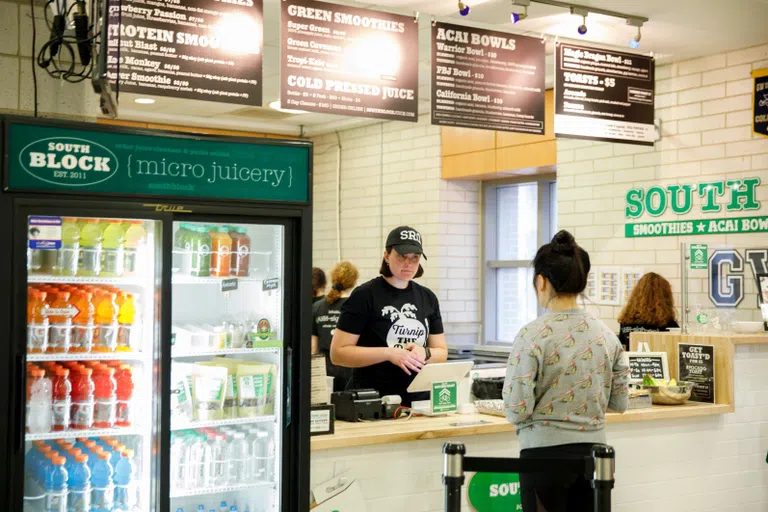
[502,308,630,450]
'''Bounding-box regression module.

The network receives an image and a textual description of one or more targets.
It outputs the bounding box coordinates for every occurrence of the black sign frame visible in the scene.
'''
[280,0,419,122]
[627,351,669,382]
[754,69,768,138]
[430,21,545,134]
[555,42,655,146]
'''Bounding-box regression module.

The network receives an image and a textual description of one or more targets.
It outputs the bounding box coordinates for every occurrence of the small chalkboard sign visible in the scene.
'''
[626,352,670,382]
[678,344,715,403]
[263,277,280,291]
[221,278,238,292]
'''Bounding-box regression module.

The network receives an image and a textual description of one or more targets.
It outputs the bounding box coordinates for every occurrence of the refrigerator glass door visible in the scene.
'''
[23,215,162,512]
[169,221,283,512]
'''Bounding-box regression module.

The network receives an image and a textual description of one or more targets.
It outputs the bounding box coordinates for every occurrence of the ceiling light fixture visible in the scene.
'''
[570,6,588,35]
[627,16,643,49]
[269,100,309,115]
[134,98,155,104]
[510,0,529,23]
[458,1,470,16]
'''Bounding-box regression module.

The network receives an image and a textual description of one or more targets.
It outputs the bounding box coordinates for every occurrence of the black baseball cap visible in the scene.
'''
[385,226,427,260]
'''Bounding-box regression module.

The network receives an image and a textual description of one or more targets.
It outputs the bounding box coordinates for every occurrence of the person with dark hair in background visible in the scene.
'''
[312,261,359,392]
[312,267,327,304]
[503,230,629,512]
[330,226,448,406]
[617,272,679,350]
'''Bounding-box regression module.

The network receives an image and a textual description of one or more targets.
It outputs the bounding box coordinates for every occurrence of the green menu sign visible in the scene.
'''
[690,244,708,269]
[5,121,310,203]
[467,472,522,512]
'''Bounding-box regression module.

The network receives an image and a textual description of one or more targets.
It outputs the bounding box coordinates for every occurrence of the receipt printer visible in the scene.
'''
[331,389,383,422]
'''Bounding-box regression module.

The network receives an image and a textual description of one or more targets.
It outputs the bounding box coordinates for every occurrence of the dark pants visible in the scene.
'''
[519,443,596,512]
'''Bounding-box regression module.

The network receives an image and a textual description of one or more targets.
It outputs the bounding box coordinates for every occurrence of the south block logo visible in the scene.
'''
[438,387,452,404]
[20,137,119,187]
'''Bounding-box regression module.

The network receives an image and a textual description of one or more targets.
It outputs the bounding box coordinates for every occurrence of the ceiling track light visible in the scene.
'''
[526,1,649,45]
[626,16,643,49]
[571,6,588,35]
[457,1,470,16]
[510,0,530,23]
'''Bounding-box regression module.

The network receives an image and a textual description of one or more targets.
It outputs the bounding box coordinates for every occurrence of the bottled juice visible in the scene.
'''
[101,221,125,277]
[123,221,147,275]
[70,367,94,430]
[116,293,136,352]
[70,291,95,353]
[173,223,187,274]
[93,366,117,428]
[115,365,134,427]
[48,292,74,353]
[51,368,72,432]
[27,290,50,353]
[94,293,118,352]
[209,226,232,277]
[79,220,102,276]
[229,226,251,277]
[190,226,212,277]
[56,217,80,276]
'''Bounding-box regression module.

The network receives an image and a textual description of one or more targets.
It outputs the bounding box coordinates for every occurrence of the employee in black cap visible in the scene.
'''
[330,226,448,406]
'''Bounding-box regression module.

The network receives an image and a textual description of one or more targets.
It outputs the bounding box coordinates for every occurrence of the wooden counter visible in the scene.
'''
[310,402,733,451]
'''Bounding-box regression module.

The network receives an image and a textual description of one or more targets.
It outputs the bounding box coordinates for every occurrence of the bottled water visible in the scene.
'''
[226,433,248,484]
[27,369,53,434]
[251,430,269,481]
[208,434,227,487]
[187,433,212,488]
[219,501,228,512]
[170,434,187,491]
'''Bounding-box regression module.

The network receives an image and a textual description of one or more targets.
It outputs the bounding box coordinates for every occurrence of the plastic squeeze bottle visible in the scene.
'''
[70,291,95,353]
[79,219,102,277]
[101,221,125,277]
[56,217,80,276]
[116,293,136,352]
[94,293,118,352]
[27,290,50,353]
[123,221,147,275]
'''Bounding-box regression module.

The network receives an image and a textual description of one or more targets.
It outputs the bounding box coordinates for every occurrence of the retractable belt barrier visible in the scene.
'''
[442,442,615,512]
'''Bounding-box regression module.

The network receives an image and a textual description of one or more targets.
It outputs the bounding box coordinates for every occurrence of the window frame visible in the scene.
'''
[481,174,557,345]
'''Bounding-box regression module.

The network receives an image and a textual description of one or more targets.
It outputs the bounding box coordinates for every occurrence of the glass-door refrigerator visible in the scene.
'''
[0,116,313,512]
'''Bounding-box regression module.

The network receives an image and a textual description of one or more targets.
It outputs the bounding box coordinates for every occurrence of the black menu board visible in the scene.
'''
[280,0,419,122]
[431,21,545,134]
[678,343,716,403]
[627,353,667,381]
[555,43,654,145]
[108,0,263,105]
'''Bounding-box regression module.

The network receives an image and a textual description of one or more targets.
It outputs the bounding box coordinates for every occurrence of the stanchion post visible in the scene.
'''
[443,442,466,512]
[592,444,615,512]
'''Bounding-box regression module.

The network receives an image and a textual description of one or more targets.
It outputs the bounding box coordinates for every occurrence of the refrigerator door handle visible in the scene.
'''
[285,346,292,428]
[15,354,25,453]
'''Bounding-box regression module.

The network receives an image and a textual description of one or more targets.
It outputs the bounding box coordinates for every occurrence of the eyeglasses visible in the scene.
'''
[393,252,421,265]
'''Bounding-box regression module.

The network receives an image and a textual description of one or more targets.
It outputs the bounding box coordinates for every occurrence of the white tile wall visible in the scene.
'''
[0,0,99,118]
[557,43,768,331]
[310,345,768,512]
[310,115,481,344]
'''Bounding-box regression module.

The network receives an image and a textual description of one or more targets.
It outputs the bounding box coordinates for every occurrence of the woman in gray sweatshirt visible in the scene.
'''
[503,230,630,512]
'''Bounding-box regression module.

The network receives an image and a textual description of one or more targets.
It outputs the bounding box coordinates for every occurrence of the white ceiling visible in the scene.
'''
[115,0,768,136]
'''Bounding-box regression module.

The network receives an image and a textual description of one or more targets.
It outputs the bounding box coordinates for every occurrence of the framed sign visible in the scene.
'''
[555,43,655,145]
[754,69,768,138]
[758,273,768,330]
[626,352,669,382]
[431,22,545,134]
[678,344,715,403]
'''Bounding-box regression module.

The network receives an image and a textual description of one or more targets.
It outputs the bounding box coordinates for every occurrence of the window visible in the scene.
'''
[483,178,557,344]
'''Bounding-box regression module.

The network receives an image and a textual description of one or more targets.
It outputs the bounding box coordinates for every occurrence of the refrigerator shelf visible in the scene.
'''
[172,275,267,285]
[27,352,148,362]
[172,346,282,358]
[27,275,145,286]
[171,415,276,431]
[25,427,143,441]
[170,481,275,498]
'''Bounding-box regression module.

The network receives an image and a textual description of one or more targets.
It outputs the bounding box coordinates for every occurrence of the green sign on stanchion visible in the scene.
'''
[690,244,708,269]
[467,472,522,511]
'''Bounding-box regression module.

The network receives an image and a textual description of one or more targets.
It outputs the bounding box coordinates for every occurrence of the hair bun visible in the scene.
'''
[551,230,577,254]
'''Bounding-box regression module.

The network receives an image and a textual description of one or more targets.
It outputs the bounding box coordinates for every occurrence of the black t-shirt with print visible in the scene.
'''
[337,277,444,402]
[312,297,353,383]
[618,319,679,350]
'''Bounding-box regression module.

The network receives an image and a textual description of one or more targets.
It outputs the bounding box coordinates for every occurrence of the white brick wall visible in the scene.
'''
[0,0,98,117]
[311,344,768,512]
[310,115,481,344]
[558,43,768,331]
